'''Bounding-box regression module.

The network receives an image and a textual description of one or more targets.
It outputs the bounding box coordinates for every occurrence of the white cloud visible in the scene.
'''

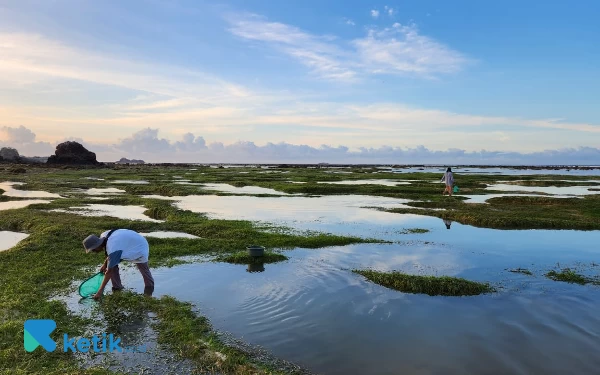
[371,10,380,18]
[353,24,470,76]
[0,125,36,143]
[174,132,207,152]
[97,128,600,164]
[345,18,356,26]
[116,128,173,154]
[385,6,395,16]
[227,14,357,81]
[0,125,54,156]
[0,32,257,104]
[226,14,469,81]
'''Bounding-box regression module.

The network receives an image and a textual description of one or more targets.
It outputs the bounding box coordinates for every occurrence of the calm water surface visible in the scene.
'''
[110,216,600,375]
[59,170,600,374]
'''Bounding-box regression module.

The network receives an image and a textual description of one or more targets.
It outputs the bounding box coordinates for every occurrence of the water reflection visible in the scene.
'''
[463,193,575,204]
[443,219,452,229]
[51,204,163,222]
[110,180,150,185]
[140,231,200,239]
[247,263,266,273]
[487,183,600,196]
[0,199,52,210]
[81,187,126,195]
[200,183,295,196]
[0,231,29,251]
[0,181,62,198]
[377,167,600,176]
[317,179,411,187]
[141,193,419,240]
[109,235,600,375]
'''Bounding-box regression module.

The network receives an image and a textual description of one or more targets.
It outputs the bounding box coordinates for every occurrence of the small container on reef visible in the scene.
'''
[247,245,265,257]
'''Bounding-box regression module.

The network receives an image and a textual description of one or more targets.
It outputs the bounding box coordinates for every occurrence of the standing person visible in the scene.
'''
[441,167,454,196]
[82,229,155,300]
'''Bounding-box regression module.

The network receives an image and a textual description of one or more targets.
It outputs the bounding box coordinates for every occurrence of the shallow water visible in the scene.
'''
[462,193,575,204]
[317,179,411,187]
[56,169,600,374]
[0,182,62,198]
[108,220,600,375]
[142,194,416,239]
[378,167,600,176]
[173,181,204,186]
[199,183,294,196]
[0,199,52,210]
[82,187,126,195]
[0,231,29,251]
[487,183,600,196]
[140,231,200,239]
[110,180,150,185]
[52,204,163,222]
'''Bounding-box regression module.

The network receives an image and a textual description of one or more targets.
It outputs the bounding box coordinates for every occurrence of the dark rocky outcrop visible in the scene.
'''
[0,147,20,162]
[116,157,145,164]
[46,141,99,165]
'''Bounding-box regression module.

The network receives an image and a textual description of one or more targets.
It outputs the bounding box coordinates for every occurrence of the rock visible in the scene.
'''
[21,156,48,164]
[0,147,20,161]
[46,141,99,165]
[116,157,145,164]
[20,156,47,164]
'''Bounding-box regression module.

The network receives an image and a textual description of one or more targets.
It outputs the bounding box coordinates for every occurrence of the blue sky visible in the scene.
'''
[0,0,599,162]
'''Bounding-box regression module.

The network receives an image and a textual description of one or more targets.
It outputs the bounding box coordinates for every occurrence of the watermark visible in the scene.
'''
[24,319,146,353]
[24,319,56,352]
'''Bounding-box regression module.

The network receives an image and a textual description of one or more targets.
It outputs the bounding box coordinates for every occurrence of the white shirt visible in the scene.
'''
[101,229,149,263]
[441,172,454,185]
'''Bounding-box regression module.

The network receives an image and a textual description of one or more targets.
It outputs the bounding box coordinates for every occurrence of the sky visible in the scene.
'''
[0,0,599,164]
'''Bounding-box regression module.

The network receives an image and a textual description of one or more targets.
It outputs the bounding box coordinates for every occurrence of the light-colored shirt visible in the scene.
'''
[441,172,454,185]
[101,229,149,264]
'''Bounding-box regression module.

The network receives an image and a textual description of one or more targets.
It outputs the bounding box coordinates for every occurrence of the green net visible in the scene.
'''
[79,272,104,298]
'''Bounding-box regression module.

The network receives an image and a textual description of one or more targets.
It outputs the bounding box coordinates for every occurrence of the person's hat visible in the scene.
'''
[83,234,104,253]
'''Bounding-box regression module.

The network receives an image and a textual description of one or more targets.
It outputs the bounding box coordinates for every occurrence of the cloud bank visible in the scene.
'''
[1,126,599,165]
[0,125,54,156]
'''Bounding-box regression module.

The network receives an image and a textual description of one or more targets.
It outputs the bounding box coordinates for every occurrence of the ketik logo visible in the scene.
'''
[24,319,145,353]
[63,333,123,353]
[24,320,57,352]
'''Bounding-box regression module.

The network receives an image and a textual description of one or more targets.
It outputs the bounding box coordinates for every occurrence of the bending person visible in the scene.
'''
[83,229,154,299]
